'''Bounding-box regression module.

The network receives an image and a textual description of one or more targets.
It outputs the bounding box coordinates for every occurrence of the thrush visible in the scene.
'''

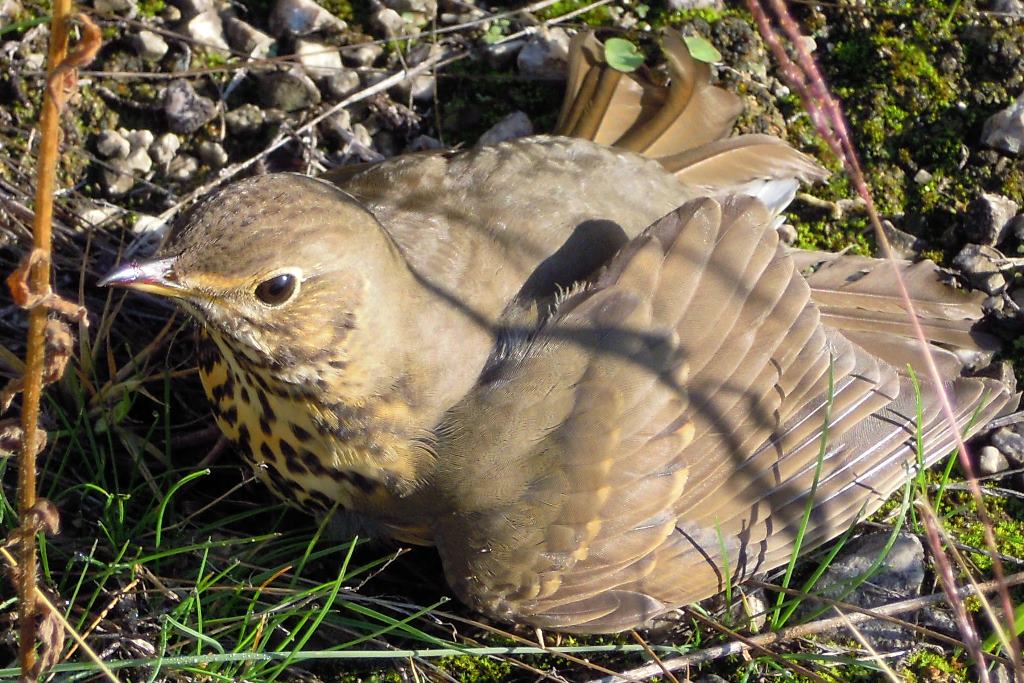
[101,30,1018,633]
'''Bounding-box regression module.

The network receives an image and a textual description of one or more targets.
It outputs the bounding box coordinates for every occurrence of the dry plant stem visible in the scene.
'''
[588,571,1024,683]
[746,0,1022,676]
[17,0,73,678]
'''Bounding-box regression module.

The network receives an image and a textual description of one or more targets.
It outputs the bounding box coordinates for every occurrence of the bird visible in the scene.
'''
[100,30,1018,634]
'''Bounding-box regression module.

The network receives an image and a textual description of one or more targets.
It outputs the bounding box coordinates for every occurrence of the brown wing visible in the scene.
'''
[430,197,1014,633]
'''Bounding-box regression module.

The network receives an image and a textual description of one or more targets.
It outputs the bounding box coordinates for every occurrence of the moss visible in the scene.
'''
[319,0,355,22]
[137,0,166,18]
[900,649,969,683]
[536,0,614,26]
[437,654,515,682]
[942,490,1024,573]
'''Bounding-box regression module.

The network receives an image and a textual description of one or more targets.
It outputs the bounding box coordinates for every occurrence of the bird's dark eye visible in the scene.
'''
[254,273,297,306]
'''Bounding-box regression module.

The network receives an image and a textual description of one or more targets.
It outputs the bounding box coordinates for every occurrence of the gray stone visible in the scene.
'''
[183,9,230,54]
[776,223,798,245]
[979,445,1011,476]
[134,29,169,61]
[953,243,1007,295]
[991,0,1024,17]
[380,0,436,16]
[100,159,138,196]
[802,532,925,648]
[319,109,352,143]
[1,0,22,24]
[992,426,1024,467]
[483,39,524,70]
[164,80,217,134]
[351,122,373,149]
[170,0,214,17]
[124,128,155,151]
[95,129,130,158]
[982,94,1024,156]
[1011,214,1024,241]
[166,154,199,181]
[93,0,137,16]
[123,144,153,174]
[964,192,1019,246]
[149,133,180,166]
[258,67,321,111]
[295,38,343,79]
[269,0,346,37]
[223,17,275,58]
[341,41,383,67]
[407,134,443,152]
[913,168,933,184]
[373,7,410,37]
[225,103,265,136]
[321,68,360,99]
[517,28,571,79]
[198,141,228,168]
[478,111,533,146]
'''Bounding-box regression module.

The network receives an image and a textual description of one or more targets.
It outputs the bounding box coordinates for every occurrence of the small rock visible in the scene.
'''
[134,29,169,61]
[183,9,230,54]
[517,28,571,79]
[149,133,180,166]
[124,128,155,152]
[776,223,798,245]
[406,134,443,152]
[164,80,217,134]
[80,205,122,227]
[321,68,361,99]
[380,0,436,16]
[161,4,181,21]
[341,41,383,67]
[225,103,265,136]
[478,111,533,146]
[992,426,1024,467]
[0,0,22,24]
[729,588,767,633]
[953,243,1007,295]
[882,219,925,258]
[166,154,199,181]
[295,38,343,79]
[991,0,1024,17]
[483,39,525,70]
[100,159,138,196]
[319,109,352,142]
[351,122,373,149]
[170,0,214,17]
[373,7,410,37]
[913,168,932,185]
[223,17,275,58]
[1011,214,1024,241]
[982,94,1024,156]
[93,0,137,16]
[133,214,166,234]
[269,0,346,37]
[800,532,925,649]
[198,141,228,168]
[258,67,321,111]
[123,145,153,175]
[95,129,130,159]
[964,192,1019,246]
[979,445,1010,476]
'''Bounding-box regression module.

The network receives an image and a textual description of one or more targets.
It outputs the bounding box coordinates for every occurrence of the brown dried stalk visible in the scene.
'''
[13,2,93,679]
[744,1,1022,678]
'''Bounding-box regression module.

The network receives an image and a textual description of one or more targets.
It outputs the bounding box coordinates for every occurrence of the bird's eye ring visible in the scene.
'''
[254,273,298,306]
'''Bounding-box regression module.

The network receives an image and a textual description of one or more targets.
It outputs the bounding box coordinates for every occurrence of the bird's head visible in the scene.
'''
[101,173,412,391]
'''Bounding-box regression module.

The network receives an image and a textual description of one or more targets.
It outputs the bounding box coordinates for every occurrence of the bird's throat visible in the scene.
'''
[196,329,435,540]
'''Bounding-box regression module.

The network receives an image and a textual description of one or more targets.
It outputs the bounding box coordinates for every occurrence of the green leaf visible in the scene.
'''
[684,35,723,63]
[604,37,644,73]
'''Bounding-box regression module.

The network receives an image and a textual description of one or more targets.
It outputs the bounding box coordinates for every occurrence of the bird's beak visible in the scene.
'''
[98,258,186,299]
